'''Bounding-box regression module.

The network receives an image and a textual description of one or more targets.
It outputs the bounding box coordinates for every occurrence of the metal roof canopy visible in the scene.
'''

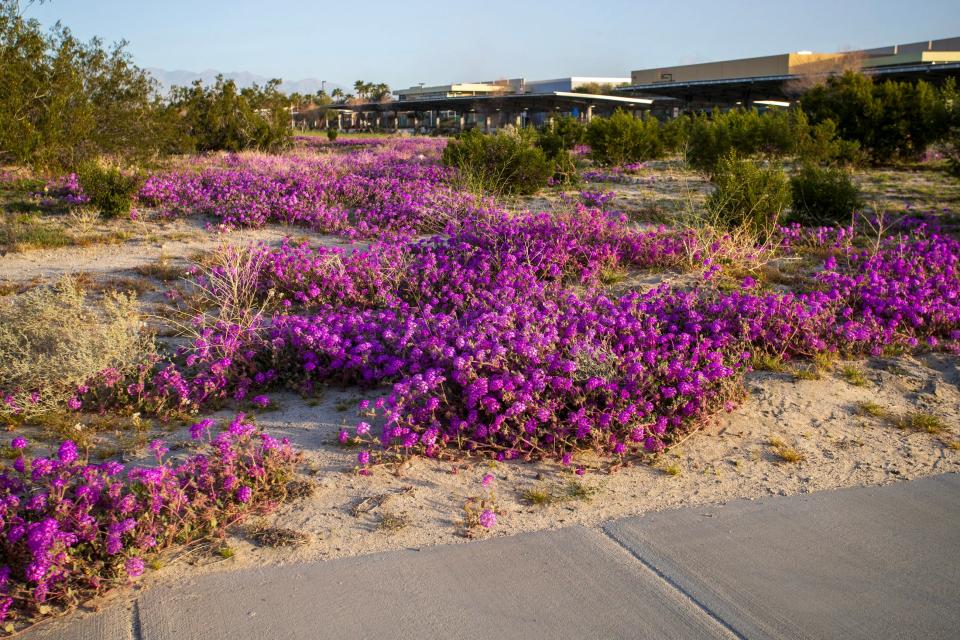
[334,92,656,113]
[618,61,960,105]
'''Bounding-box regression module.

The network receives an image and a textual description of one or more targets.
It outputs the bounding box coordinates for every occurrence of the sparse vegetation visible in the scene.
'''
[856,400,888,419]
[840,365,869,387]
[769,436,806,463]
[895,411,948,434]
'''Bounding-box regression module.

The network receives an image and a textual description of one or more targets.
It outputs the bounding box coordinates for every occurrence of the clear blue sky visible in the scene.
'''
[23,0,960,89]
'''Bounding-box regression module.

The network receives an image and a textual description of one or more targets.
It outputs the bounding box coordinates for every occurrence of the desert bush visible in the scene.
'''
[661,115,692,153]
[946,133,960,178]
[0,278,153,418]
[706,153,791,237]
[441,128,553,196]
[687,108,813,172]
[76,161,143,218]
[536,115,585,158]
[165,76,292,154]
[789,163,863,226]
[0,1,172,172]
[537,116,584,185]
[585,109,663,166]
[802,72,952,162]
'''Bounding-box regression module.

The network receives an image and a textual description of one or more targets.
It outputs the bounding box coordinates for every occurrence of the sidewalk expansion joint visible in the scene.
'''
[131,600,143,640]
[599,526,747,640]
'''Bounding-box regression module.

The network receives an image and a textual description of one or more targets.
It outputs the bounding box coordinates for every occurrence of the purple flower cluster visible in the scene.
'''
[133,139,478,239]
[0,418,297,624]
[152,205,959,460]
[37,143,960,466]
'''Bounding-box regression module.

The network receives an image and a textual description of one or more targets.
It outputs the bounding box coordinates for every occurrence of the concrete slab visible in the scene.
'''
[25,604,133,640]
[604,473,960,640]
[137,526,734,640]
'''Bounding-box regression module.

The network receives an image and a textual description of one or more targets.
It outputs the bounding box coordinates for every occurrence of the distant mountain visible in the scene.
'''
[147,68,346,96]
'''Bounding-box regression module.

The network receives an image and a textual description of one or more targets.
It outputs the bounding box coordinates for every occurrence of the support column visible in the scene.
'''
[515,113,522,128]
[484,114,491,132]
[586,105,594,123]
[458,112,465,131]
[376,112,382,129]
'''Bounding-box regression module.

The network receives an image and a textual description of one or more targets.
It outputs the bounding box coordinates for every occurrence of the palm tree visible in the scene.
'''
[353,80,366,100]
[331,87,344,102]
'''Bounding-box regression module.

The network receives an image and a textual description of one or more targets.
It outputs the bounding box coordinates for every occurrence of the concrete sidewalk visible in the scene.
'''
[30,474,960,640]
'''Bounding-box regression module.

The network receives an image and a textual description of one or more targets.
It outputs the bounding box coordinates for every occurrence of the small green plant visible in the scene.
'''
[217,545,236,559]
[376,511,410,533]
[840,365,869,387]
[327,128,338,141]
[793,365,821,380]
[855,400,888,419]
[751,351,789,373]
[769,436,805,463]
[661,461,682,476]
[520,485,557,506]
[896,411,947,434]
[76,162,143,218]
[0,214,72,251]
[706,153,791,239]
[789,163,863,226]
[564,480,599,502]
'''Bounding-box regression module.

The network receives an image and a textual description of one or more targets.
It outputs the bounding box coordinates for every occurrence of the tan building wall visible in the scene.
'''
[632,52,856,85]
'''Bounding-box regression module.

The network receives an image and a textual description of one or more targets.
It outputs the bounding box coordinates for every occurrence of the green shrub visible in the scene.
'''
[441,128,553,196]
[802,71,953,163]
[0,3,173,172]
[687,108,812,172]
[165,76,292,154]
[536,116,584,185]
[537,115,585,158]
[76,162,143,218]
[661,115,692,153]
[585,110,663,166]
[789,164,863,226]
[706,153,791,236]
[0,278,153,418]
[327,128,338,141]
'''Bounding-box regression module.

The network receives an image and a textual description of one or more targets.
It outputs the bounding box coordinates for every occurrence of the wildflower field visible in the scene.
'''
[1,133,959,631]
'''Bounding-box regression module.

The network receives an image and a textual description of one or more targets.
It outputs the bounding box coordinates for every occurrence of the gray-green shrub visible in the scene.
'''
[706,153,791,237]
[0,278,153,418]
[789,163,863,226]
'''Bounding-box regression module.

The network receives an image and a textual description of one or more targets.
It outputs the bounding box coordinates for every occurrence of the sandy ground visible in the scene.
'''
[2,166,960,632]
[0,216,343,285]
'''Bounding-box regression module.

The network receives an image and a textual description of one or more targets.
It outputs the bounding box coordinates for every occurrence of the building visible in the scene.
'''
[334,76,646,132]
[395,83,509,101]
[623,37,960,112]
